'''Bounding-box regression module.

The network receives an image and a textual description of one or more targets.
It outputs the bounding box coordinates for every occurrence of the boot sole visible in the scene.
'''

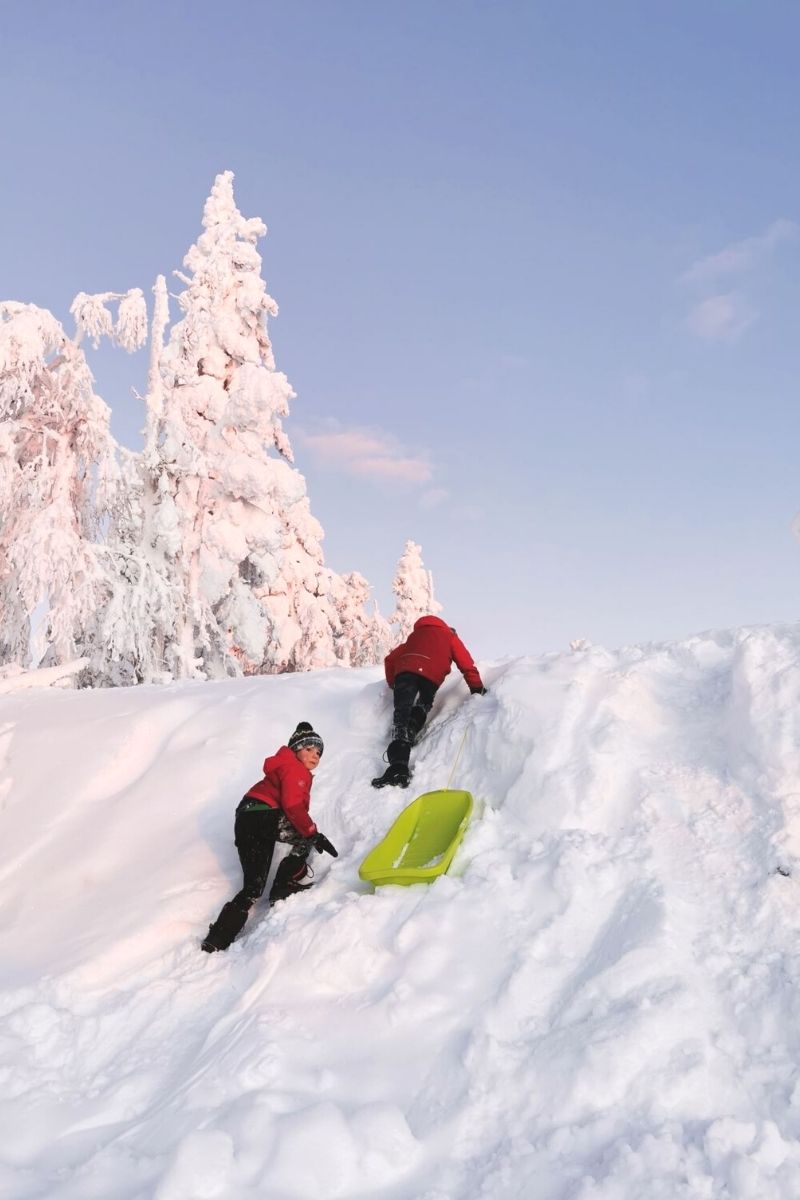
[269,884,315,905]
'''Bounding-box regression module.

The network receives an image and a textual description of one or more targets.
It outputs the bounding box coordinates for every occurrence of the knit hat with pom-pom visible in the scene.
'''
[288,721,324,756]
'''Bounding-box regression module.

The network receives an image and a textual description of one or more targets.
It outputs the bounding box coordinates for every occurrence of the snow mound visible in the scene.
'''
[3,624,800,1198]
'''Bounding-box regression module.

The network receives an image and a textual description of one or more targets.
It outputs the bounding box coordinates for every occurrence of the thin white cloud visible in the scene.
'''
[350,456,432,483]
[680,219,795,343]
[682,219,797,286]
[790,511,800,545]
[419,488,449,510]
[299,423,433,484]
[686,292,757,342]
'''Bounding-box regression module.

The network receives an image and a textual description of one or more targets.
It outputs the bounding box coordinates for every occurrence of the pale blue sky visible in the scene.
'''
[2,1,799,658]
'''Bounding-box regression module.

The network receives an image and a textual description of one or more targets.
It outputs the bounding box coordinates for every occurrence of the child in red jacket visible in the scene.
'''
[372,615,487,789]
[202,722,337,952]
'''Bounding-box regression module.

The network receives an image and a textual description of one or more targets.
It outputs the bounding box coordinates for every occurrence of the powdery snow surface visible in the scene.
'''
[3,626,800,1198]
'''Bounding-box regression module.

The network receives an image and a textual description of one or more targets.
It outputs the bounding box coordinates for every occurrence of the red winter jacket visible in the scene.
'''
[384,615,484,691]
[244,745,317,838]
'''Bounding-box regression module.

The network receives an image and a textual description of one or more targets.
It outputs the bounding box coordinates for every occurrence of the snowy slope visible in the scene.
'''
[3,625,800,1199]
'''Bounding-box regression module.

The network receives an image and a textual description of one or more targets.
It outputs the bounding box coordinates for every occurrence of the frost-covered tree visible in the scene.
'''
[334,572,391,666]
[69,282,174,685]
[390,540,442,640]
[94,276,185,685]
[98,449,185,686]
[0,302,118,670]
[1,175,388,686]
[149,171,356,677]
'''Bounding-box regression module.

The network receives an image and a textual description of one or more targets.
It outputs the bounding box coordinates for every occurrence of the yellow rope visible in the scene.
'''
[446,723,470,790]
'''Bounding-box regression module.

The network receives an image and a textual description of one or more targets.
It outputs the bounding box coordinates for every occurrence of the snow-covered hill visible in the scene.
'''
[4,624,800,1199]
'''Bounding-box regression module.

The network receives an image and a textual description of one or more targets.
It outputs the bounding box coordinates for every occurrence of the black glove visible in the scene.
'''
[470,685,488,695]
[313,832,338,857]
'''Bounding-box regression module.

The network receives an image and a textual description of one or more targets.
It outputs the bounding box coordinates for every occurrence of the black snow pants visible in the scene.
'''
[384,672,439,768]
[204,801,314,950]
[392,671,438,742]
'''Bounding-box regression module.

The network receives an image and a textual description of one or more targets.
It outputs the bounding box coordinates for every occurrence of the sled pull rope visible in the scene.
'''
[446,722,470,790]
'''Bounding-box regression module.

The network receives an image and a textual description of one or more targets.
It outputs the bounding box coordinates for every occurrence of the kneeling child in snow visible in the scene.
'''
[202,721,337,952]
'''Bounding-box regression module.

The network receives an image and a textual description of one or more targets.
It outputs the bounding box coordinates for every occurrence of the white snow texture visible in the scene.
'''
[3,621,800,1198]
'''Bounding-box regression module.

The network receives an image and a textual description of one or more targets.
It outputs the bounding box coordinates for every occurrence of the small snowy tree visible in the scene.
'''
[98,446,186,686]
[334,572,392,666]
[0,302,119,670]
[149,171,364,678]
[390,540,442,640]
[67,283,167,684]
[95,276,185,685]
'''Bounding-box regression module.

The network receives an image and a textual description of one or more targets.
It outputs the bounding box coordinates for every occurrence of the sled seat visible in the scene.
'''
[359,789,474,887]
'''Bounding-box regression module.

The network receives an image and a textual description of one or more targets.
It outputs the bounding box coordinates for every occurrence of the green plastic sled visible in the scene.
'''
[359,789,474,887]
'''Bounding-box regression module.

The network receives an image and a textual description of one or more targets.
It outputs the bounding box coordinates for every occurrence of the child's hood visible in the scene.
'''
[262,745,314,782]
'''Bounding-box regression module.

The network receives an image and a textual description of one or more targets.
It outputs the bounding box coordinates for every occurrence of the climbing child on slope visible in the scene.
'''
[372,615,487,789]
[202,722,337,952]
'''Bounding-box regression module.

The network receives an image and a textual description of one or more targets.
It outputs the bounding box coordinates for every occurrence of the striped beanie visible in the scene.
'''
[288,721,324,756]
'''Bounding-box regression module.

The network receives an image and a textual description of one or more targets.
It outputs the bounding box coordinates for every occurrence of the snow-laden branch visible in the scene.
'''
[70,289,147,351]
[0,658,89,694]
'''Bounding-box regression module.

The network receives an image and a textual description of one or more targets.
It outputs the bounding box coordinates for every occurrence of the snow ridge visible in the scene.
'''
[3,624,800,1198]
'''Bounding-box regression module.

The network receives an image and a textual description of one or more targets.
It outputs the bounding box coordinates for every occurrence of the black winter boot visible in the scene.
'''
[371,763,411,789]
[371,738,411,788]
[269,879,315,904]
[269,856,314,905]
[201,899,251,952]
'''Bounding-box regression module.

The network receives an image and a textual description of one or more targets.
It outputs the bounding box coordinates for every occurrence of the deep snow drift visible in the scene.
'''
[3,624,800,1199]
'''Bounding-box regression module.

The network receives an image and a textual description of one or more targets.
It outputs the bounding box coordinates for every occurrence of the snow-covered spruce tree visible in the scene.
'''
[334,571,392,667]
[93,275,187,685]
[149,170,376,677]
[390,539,442,640]
[62,283,177,686]
[0,302,119,671]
